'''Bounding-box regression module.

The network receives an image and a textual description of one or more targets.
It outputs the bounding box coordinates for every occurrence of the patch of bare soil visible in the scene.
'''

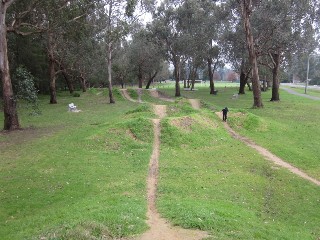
[153,105,167,119]
[170,116,195,132]
[131,105,209,240]
[149,89,175,102]
[188,99,201,110]
[215,112,320,186]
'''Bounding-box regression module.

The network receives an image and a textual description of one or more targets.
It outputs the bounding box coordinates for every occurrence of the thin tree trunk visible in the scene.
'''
[106,0,115,104]
[173,56,181,97]
[61,67,74,94]
[138,66,143,88]
[146,71,158,89]
[79,75,87,92]
[239,70,246,94]
[208,58,215,94]
[190,67,197,91]
[0,1,20,130]
[107,42,115,103]
[270,52,280,101]
[241,1,263,108]
[47,31,57,104]
[49,57,57,104]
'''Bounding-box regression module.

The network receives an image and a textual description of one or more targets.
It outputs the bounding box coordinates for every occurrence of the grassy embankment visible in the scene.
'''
[0,85,319,239]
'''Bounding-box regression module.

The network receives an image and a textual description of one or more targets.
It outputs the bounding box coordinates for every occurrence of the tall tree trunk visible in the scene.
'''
[107,42,115,103]
[61,67,74,94]
[47,32,57,104]
[241,1,263,108]
[49,57,57,104]
[238,59,248,94]
[208,58,215,94]
[106,0,115,104]
[190,67,197,91]
[0,1,20,130]
[270,52,280,101]
[239,70,246,94]
[172,55,181,97]
[138,66,143,88]
[146,71,158,89]
[79,75,87,92]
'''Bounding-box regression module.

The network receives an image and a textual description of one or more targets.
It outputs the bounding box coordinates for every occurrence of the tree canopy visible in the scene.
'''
[1,0,319,129]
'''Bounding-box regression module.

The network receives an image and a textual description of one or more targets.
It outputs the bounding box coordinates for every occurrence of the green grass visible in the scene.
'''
[0,89,154,239]
[157,103,320,239]
[1,85,320,239]
[159,86,320,179]
[288,86,320,97]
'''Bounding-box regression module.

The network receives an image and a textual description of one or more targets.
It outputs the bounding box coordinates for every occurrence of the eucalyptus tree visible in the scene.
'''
[235,0,263,108]
[252,0,319,101]
[149,0,188,97]
[1,0,48,130]
[222,20,252,94]
[127,27,165,89]
[95,0,155,103]
[38,0,96,103]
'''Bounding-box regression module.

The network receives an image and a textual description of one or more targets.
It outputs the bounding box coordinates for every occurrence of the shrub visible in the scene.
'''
[13,66,41,115]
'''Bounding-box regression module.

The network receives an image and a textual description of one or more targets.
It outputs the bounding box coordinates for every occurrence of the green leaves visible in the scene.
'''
[13,66,41,115]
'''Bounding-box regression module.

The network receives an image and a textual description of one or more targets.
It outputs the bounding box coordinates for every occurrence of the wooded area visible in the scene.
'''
[1,0,319,130]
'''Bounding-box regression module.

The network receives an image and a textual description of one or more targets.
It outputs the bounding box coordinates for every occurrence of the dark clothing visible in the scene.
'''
[222,107,228,122]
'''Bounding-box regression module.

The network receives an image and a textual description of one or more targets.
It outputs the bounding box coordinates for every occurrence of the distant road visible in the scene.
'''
[281,83,320,100]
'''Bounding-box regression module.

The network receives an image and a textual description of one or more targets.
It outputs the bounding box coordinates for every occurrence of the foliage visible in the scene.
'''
[73,92,81,97]
[13,66,41,115]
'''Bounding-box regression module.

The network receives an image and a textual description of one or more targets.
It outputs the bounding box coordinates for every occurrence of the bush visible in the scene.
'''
[73,92,81,97]
[13,66,41,115]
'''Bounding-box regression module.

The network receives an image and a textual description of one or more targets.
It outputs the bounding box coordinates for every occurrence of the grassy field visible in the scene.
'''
[0,86,319,239]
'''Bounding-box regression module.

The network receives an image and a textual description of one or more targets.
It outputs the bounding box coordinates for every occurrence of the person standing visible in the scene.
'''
[222,107,229,122]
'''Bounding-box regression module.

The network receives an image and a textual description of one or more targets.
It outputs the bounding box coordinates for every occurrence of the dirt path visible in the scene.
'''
[120,89,143,103]
[132,105,209,240]
[120,89,137,102]
[281,87,320,100]
[215,112,320,186]
[188,99,201,110]
[148,89,175,102]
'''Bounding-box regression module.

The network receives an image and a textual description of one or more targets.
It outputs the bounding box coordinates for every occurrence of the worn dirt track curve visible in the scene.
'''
[215,112,320,186]
[120,89,137,102]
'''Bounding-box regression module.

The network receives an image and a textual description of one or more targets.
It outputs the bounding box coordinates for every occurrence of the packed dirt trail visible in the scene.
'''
[120,89,143,103]
[188,99,201,110]
[149,89,175,102]
[215,112,320,186]
[131,104,209,240]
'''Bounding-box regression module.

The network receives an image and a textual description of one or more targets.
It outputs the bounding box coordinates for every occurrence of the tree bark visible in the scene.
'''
[61,66,74,94]
[190,66,197,91]
[107,42,115,103]
[0,1,20,130]
[173,55,181,97]
[79,75,87,92]
[208,58,215,94]
[239,70,246,94]
[146,71,158,89]
[138,66,143,88]
[240,0,263,108]
[106,1,115,104]
[270,52,280,101]
[48,32,57,104]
